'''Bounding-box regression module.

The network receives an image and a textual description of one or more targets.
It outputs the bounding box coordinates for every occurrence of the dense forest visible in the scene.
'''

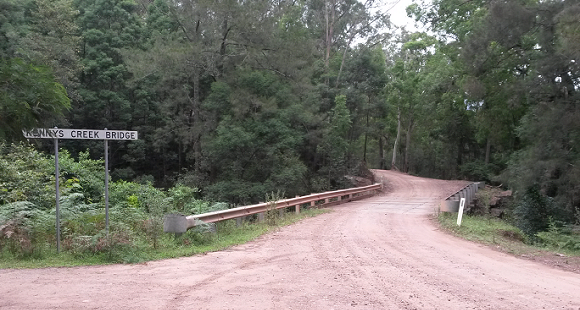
[1,0,579,235]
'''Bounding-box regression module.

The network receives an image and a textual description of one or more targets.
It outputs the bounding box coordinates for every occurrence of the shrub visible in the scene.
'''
[0,144,55,209]
[459,160,499,183]
[167,184,201,212]
[536,220,580,252]
[513,185,555,239]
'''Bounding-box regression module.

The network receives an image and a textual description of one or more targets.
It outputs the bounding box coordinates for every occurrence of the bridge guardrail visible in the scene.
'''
[440,182,485,212]
[164,183,382,233]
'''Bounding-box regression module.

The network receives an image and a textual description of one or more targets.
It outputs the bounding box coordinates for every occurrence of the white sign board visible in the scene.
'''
[23,128,138,140]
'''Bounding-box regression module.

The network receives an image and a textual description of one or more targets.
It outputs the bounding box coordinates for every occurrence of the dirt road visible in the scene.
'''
[1,170,579,309]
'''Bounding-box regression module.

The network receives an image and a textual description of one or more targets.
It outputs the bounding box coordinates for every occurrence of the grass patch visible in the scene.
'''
[437,212,580,258]
[0,208,329,269]
[438,212,530,255]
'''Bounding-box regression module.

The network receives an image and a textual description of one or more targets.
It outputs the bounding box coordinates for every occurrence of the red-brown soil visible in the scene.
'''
[1,170,579,309]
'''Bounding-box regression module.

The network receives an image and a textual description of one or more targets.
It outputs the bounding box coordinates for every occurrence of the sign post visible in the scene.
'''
[23,128,138,252]
[54,138,60,252]
[104,132,109,235]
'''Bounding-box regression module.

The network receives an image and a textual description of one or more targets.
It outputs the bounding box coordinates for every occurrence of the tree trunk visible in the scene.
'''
[336,33,355,87]
[363,112,369,163]
[404,117,414,173]
[391,107,401,170]
[485,137,491,164]
[217,16,229,76]
[457,138,463,171]
[379,135,386,170]
[192,65,202,173]
[324,0,330,69]
[324,0,335,85]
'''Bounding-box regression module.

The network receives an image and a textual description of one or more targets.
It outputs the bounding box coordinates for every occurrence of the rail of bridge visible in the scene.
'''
[440,182,485,212]
[164,183,382,233]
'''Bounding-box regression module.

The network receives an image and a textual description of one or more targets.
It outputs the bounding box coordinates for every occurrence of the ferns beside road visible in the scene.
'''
[0,143,236,265]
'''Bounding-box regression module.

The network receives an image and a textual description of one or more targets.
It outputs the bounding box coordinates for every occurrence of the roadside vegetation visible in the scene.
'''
[438,188,580,260]
[0,144,328,268]
[0,209,328,269]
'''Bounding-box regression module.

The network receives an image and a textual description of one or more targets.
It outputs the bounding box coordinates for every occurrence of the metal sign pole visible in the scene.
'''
[104,137,109,236]
[55,137,61,253]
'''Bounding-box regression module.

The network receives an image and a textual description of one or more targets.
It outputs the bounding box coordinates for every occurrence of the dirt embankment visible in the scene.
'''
[1,170,579,309]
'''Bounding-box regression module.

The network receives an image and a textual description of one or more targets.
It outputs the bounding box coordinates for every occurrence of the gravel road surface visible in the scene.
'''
[1,170,579,309]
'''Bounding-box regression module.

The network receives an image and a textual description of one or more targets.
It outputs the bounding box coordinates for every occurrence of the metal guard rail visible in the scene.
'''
[440,182,484,212]
[164,183,382,233]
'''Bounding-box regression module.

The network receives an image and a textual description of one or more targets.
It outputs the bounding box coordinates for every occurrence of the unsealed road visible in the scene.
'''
[1,170,579,309]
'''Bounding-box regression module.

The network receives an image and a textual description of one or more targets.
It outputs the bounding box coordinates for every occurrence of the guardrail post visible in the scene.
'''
[279,208,284,217]
[236,216,245,227]
[295,204,300,214]
[311,201,316,208]
[257,212,265,222]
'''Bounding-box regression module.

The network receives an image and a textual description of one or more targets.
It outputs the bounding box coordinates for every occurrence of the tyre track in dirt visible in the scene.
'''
[1,170,579,309]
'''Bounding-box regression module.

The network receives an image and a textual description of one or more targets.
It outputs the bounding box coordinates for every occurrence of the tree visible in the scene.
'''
[384,32,437,172]
[16,0,81,98]
[1,59,71,142]
[0,0,73,142]
[340,45,387,165]
[73,0,144,130]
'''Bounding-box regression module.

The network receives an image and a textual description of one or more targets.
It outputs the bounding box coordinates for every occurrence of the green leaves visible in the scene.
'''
[0,58,70,142]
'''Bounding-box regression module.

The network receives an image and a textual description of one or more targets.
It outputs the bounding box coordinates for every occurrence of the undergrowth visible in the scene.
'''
[0,208,329,268]
[437,212,580,257]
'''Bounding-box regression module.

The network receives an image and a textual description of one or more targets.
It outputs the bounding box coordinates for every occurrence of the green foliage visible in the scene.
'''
[0,142,236,260]
[0,58,70,142]
[0,143,55,208]
[459,160,499,183]
[0,0,32,57]
[536,220,580,253]
[265,190,285,226]
[58,149,104,202]
[513,185,556,239]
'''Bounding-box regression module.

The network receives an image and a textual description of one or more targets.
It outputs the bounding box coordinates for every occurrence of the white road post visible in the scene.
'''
[457,198,466,226]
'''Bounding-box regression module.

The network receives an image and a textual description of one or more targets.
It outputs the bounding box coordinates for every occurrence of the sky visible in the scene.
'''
[380,0,421,31]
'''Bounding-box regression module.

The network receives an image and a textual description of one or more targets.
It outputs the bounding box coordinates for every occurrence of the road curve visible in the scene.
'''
[1,170,579,309]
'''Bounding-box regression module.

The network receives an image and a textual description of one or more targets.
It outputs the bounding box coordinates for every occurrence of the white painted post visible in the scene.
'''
[457,198,466,226]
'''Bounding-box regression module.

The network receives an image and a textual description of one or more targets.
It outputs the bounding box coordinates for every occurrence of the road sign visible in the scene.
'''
[22,128,138,140]
[23,127,139,253]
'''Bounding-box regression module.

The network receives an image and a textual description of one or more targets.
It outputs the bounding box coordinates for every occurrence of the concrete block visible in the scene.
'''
[163,214,188,233]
